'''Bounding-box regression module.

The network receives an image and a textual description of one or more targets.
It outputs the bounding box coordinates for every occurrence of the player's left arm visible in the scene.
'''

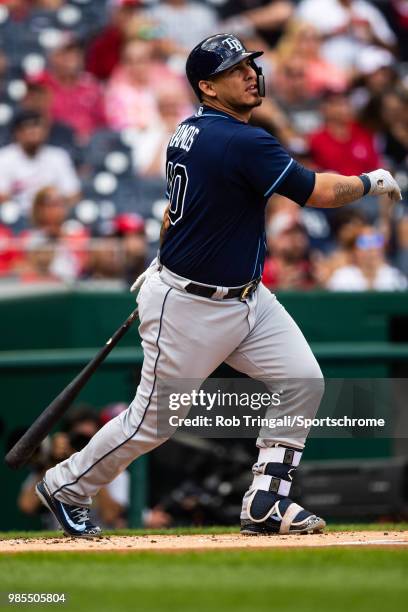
[306,170,402,209]
[160,203,171,245]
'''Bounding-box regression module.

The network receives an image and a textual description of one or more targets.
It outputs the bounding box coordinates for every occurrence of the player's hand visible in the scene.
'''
[130,257,159,293]
[363,169,402,202]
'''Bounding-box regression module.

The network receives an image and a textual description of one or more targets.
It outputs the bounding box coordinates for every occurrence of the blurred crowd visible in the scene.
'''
[13,404,132,529]
[13,402,237,529]
[0,0,406,291]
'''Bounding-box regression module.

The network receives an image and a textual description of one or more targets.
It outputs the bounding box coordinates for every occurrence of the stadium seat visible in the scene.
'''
[79,172,143,217]
[137,177,168,219]
[0,200,28,234]
[83,129,134,175]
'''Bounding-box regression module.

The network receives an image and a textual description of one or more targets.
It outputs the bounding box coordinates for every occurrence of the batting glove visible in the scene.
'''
[363,169,402,202]
[130,257,159,293]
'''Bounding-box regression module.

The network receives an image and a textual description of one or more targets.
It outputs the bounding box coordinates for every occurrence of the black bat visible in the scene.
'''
[5,307,139,470]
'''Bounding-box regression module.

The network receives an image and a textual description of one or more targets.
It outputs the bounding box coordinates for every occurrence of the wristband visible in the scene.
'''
[359,174,371,196]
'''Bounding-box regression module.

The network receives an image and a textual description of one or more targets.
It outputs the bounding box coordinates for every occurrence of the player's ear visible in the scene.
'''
[199,79,216,99]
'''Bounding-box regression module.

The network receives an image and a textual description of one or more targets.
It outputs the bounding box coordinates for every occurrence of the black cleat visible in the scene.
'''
[240,492,326,535]
[35,479,101,538]
[240,515,326,535]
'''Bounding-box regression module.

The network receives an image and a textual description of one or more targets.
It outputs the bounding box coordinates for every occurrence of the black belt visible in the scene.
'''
[185,278,261,301]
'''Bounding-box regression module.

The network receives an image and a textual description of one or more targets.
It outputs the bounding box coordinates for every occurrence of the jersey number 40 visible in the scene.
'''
[166,161,189,225]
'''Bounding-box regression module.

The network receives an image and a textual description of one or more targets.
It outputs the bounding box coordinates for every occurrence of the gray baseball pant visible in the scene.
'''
[45,267,324,511]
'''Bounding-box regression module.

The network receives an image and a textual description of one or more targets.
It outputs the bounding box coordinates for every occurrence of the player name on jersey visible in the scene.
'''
[169,123,200,152]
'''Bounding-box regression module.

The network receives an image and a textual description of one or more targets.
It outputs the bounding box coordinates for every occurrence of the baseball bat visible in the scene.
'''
[5,307,139,470]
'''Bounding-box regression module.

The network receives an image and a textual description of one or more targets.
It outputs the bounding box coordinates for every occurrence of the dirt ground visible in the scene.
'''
[1,531,407,553]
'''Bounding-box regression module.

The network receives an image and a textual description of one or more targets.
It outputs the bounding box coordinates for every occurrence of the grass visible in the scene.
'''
[1,523,407,540]
[1,526,407,612]
[1,548,407,612]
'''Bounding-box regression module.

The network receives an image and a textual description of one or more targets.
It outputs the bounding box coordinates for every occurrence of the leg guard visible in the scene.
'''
[241,445,326,535]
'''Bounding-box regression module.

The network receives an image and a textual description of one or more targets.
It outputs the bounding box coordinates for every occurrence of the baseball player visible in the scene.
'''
[36,34,402,537]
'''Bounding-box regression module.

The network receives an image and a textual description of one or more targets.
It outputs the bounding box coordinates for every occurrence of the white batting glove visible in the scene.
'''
[130,257,159,293]
[363,169,402,202]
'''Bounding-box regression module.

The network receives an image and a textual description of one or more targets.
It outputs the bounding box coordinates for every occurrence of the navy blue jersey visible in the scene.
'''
[160,105,315,286]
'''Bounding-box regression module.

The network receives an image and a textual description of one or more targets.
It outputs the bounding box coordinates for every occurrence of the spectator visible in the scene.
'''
[41,34,106,143]
[86,0,146,81]
[274,21,348,97]
[1,0,65,12]
[309,90,381,175]
[297,0,397,71]
[217,1,294,48]
[391,0,408,60]
[15,234,61,284]
[97,212,148,285]
[105,38,182,131]
[0,0,31,21]
[64,407,129,530]
[82,236,124,282]
[0,110,81,214]
[17,186,89,282]
[250,95,306,153]
[33,0,64,9]
[327,225,407,291]
[351,47,399,133]
[18,406,130,529]
[105,38,159,131]
[116,213,147,285]
[354,46,397,103]
[20,76,77,160]
[142,0,220,52]
[379,87,408,171]
[272,56,321,135]
[17,431,72,522]
[132,85,193,178]
[313,208,367,286]
[263,211,315,290]
[0,224,18,277]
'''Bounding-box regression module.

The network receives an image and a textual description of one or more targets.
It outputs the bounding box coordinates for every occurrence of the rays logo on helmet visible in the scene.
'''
[222,37,244,52]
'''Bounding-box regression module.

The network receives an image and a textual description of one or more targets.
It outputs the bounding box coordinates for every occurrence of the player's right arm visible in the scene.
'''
[306,170,402,209]
[230,128,402,211]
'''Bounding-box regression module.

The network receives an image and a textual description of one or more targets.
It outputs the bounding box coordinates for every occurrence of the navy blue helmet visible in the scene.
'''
[186,33,265,100]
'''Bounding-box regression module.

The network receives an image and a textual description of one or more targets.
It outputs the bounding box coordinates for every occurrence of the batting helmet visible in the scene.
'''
[186,33,265,101]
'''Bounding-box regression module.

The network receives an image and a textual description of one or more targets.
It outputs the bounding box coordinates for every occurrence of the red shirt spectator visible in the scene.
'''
[41,71,105,142]
[85,0,143,81]
[309,90,381,175]
[310,121,381,175]
[0,224,18,276]
[86,26,123,82]
[0,0,30,20]
[392,0,408,29]
[262,213,315,290]
[42,35,106,142]
[262,257,314,290]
